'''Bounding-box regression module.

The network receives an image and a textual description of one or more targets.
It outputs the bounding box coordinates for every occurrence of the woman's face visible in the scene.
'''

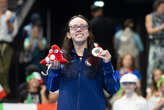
[68,17,89,44]
[122,54,133,68]
[154,69,162,83]
[156,3,164,14]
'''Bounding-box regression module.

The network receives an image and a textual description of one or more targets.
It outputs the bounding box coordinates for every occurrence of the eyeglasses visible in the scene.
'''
[69,25,88,31]
[122,82,136,85]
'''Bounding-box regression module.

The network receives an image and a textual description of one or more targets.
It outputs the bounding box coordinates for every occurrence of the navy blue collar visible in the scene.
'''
[72,48,88,57]
[72,48,92,62]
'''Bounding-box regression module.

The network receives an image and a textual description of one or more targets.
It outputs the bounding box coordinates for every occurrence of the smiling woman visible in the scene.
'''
[46,15,120,110]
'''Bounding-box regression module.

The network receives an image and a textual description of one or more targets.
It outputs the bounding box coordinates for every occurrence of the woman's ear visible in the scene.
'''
[66,32,71,39]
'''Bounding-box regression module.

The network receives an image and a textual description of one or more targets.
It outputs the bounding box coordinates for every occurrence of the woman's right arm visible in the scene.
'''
[46,61,62,92]
[145,14,164,35]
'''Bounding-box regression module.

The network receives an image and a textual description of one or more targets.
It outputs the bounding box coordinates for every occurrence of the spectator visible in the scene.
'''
[17,64,40,98]
[110,53,142,105]
[18,64,59,104]
[90,6,117,109]
[23,13,43,39]
[114,19,143,67]
[116,53,141,89]
[0,0,18,94]
[90,5,115,52]
[148,75,164,110]
[113,73,148,110]
[145,0,164,85]
[18,71,48,104]
[23,24,47,70]
[146,68,162,100]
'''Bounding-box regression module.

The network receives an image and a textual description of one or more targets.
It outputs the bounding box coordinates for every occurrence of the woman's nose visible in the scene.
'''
[77,27,81,31]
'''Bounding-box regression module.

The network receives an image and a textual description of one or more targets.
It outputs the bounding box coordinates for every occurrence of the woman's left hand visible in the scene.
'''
[97,50,112,63]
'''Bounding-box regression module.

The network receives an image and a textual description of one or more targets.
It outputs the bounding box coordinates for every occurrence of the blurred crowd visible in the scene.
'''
[0,0,164,110]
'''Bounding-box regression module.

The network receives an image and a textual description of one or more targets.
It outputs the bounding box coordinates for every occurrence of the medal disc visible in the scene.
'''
[92,47,102,57]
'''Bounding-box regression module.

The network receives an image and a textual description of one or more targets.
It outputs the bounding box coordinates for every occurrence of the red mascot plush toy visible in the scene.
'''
[40,44,68,65]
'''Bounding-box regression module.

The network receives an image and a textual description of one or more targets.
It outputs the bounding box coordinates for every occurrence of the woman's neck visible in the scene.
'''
[73,41,87,56]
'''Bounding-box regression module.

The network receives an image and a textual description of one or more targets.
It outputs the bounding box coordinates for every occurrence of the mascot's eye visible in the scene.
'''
[60,50,63,53]
[54,49,58,53]
[49,49,53,53]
